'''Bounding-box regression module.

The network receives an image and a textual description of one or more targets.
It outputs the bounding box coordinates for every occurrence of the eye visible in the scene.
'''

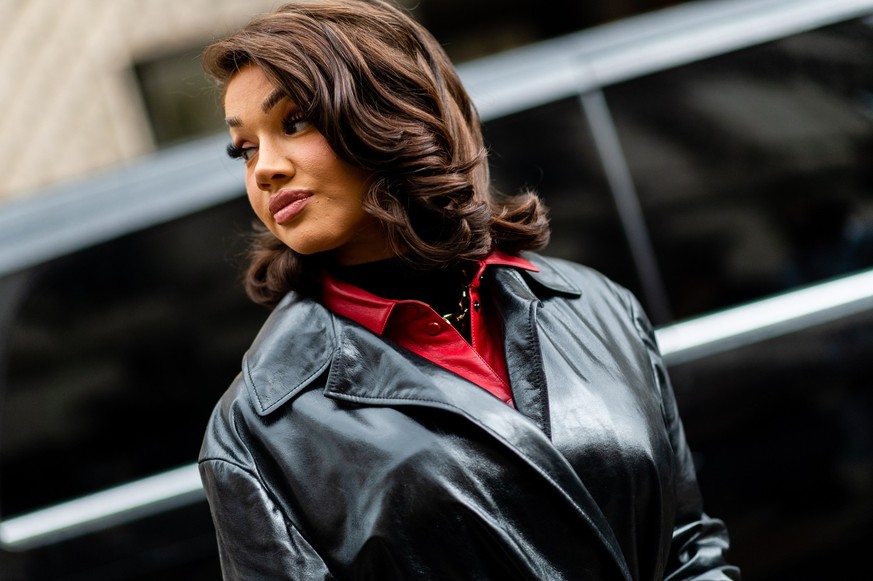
[226,142,257,162]
[283,112,311,136]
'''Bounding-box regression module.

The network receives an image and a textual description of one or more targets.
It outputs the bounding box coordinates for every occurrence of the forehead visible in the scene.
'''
[223,65,282,119]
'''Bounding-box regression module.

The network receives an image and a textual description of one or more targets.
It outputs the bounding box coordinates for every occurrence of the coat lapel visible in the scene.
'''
[491,267,553,436]
[323,311,631,581]
[494,265,631,581]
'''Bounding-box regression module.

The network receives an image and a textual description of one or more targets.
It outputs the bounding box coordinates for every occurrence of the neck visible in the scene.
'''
[329,256,472,320]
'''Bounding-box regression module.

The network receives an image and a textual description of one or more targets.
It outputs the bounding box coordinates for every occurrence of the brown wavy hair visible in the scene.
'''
[203,0,550,307]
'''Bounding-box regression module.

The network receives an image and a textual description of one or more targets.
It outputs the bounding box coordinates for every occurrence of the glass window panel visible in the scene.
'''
[418,0,688,63]
[669,303,873,579]
[484,97,647,305]
[606,18,873,320]
[0,197,265,517]
[135,47,226,147]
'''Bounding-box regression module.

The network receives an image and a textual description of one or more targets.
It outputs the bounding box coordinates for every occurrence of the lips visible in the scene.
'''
[269,189,313,225]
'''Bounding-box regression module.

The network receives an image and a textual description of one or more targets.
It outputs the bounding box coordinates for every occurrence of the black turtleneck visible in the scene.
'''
[329,256,473,335]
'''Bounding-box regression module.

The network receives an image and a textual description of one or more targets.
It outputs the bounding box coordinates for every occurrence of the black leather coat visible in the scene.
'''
[199,254,740,580]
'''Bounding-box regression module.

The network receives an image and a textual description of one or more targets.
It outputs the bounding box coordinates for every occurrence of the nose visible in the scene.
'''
[253,141,293,190]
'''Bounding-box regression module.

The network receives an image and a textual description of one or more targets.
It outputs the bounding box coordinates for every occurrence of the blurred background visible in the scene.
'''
[1,0,873,579]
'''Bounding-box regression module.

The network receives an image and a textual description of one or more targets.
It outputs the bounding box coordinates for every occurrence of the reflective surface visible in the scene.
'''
[0,504,221,581]
[485,97,647,305]
[671,304,873,580]
[607,18,873,320]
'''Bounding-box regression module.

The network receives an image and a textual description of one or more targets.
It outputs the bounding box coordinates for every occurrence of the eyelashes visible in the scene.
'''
[226,142,256,161]
[226,112,310,162]
[282,112,309,135]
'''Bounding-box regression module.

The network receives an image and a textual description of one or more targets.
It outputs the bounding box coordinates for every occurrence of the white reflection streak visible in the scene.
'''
[656,269,873,365]
[0,464,204,550]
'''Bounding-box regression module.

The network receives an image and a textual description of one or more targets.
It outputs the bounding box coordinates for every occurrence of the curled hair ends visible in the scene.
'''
[204,0,551,307]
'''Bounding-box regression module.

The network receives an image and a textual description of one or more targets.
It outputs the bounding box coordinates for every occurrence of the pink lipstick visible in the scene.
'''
[269,189,312,225]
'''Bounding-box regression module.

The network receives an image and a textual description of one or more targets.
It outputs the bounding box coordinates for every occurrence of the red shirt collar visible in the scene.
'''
[321,250,537,335]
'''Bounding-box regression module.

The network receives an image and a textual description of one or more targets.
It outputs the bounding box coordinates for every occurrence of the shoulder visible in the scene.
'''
[208,293,338,419]
[240,292,338,414]
[519,252,654,342]
[199,294,337,469]
[521,252,634,308]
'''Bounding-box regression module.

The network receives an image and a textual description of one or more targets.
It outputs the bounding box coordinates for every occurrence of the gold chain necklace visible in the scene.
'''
[441,286,470,325]
[441,269,471,334]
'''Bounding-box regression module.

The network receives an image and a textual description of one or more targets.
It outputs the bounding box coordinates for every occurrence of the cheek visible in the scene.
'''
[331,162,372,204]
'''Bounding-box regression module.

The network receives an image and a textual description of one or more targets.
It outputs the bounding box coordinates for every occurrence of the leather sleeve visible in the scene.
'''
[627,289,742,581]
[199,458,336,581]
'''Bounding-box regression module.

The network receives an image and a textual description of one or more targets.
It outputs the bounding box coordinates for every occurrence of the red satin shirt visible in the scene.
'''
[320,250,538,405]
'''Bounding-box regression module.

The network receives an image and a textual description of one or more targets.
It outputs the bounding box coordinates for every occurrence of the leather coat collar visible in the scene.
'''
[521,252,583,298]
[243,254,582,415]
[242,296,336,416]
[243,252,581,417]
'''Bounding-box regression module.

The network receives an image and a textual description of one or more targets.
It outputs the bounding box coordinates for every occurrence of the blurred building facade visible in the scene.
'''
[0,0,679,201]
[0,0,277,200]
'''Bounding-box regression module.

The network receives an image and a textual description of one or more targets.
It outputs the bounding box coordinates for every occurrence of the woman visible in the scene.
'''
[198,1,740,579]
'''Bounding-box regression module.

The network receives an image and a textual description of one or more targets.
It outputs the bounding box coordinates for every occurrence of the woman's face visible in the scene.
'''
[223,65,392,264]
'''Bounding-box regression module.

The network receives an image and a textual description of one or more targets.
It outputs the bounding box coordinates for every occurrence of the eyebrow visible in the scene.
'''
[224,88,288,128]
[262,88,286,114]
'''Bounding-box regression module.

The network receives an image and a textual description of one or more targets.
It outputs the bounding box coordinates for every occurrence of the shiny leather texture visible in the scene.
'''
[199,253,740,580]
